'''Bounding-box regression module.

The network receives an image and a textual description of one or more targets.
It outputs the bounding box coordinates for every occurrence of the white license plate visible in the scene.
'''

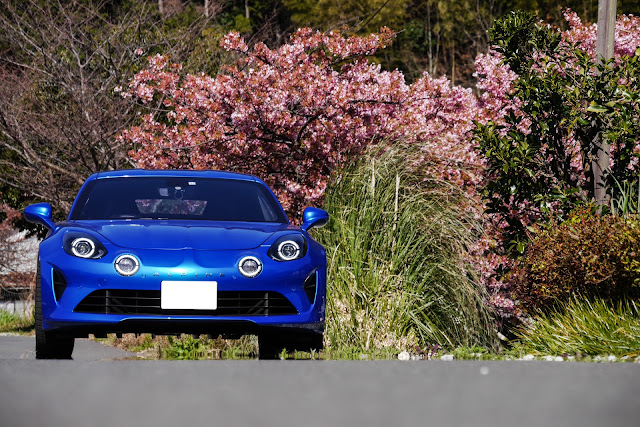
[161,281,217,310]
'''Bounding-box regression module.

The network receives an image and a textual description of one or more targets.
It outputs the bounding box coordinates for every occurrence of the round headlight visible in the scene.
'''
[71,237,95,258]
[238,256,262,278]
[277,240,300,261]
[114,254,140,276]
[268,234,307,261]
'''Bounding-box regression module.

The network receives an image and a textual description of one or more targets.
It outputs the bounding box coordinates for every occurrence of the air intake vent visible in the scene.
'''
[52,269,67,301]
[304,271,317,304]
[74,290,297,316]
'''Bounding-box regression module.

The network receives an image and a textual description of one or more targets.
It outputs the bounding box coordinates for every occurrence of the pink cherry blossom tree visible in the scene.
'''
[120,28,483,217]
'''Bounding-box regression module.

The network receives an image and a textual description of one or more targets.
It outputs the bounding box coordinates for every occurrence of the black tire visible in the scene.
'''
[35,261,74,360]
[258,331,323,360]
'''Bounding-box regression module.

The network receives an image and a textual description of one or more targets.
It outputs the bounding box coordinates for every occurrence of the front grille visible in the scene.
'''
[74,290,297,316]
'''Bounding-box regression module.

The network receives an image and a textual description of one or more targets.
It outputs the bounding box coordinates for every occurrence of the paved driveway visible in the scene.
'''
[0,335,638,427]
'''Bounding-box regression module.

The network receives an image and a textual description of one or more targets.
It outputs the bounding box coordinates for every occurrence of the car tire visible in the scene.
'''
[35,261,74,360]
[258,331,323,360]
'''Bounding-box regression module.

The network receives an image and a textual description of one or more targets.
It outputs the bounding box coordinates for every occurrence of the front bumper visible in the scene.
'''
[38,244,327,338]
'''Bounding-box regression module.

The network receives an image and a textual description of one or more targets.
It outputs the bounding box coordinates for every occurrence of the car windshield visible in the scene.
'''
[69,177,288,223]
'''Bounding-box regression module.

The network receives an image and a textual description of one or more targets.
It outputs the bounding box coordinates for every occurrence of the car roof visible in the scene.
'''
[92,169,258,181]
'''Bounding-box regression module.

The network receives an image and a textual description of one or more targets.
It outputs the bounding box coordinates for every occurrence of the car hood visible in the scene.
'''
[68,220,293,250]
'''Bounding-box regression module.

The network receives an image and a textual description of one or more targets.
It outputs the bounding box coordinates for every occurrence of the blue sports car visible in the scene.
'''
[24,170,329,359]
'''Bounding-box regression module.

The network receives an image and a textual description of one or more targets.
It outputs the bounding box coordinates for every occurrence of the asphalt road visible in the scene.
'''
[0,336,638,427]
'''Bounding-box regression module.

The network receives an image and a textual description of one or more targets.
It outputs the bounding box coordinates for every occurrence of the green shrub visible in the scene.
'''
[510,208,640,313]
[514,297,640,357]
[0,309,34,333]
[315,145,495,350]
[475,11,640,257]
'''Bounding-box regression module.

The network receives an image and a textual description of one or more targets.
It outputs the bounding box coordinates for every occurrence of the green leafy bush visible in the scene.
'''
[315,145,495,350]
[475,11,640,257]
[510,208,640,313]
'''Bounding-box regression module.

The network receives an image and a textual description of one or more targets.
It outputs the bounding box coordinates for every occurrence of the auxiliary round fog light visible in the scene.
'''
[71,237,95,258]
[238,256,262,278]
[114,254,140,276]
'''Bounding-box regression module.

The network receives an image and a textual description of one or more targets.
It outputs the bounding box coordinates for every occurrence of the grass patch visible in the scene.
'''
[110,333,399,360]
[513,297,640,358]
[451,346,496,360]
[108,333,259,360]
[101,333,640,361]
[164,334,258,360]
[282,346,399,360]
[314,145,495,351]
[0,309,34,334]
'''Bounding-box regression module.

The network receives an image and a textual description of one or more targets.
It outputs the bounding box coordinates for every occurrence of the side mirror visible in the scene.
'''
[24,203,56,232]
[301,207,329,232]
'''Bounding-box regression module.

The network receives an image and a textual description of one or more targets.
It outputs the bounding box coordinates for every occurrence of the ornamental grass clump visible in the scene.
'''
[515,297,640,357]
[315,146,494,351]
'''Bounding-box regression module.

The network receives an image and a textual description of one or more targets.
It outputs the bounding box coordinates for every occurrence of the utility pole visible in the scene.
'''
[593,0,617,206]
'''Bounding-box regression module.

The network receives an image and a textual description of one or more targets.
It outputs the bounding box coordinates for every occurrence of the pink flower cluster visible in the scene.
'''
[120,28,483,217]
[563,10,640,58]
